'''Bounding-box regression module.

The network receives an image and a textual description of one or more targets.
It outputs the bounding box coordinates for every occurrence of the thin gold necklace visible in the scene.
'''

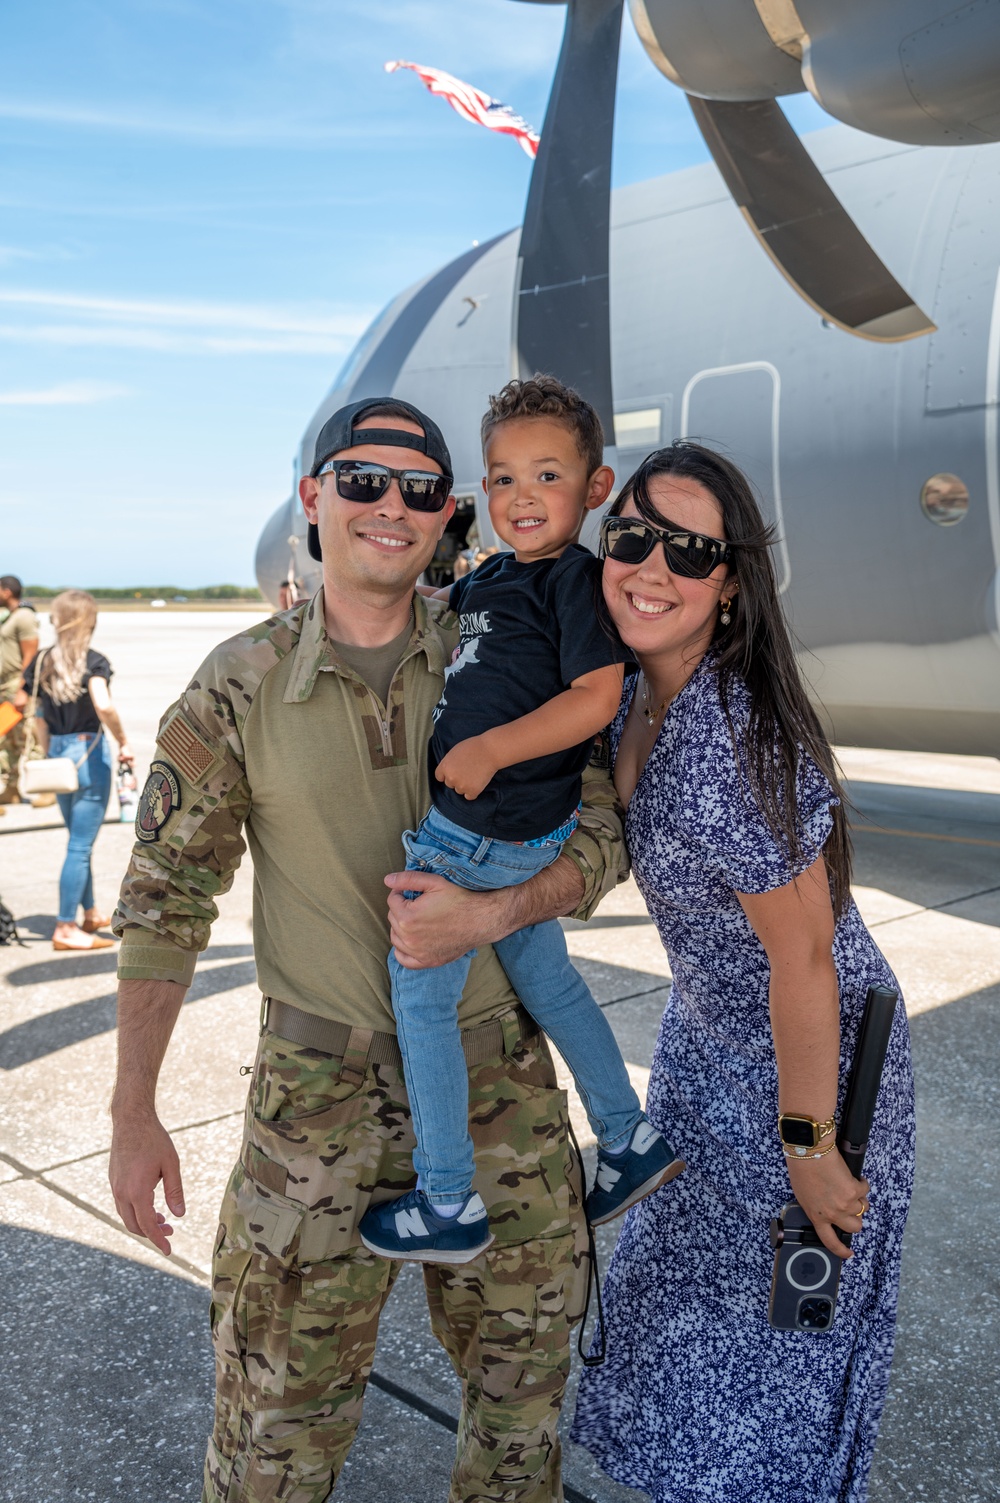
[638,672,670,728]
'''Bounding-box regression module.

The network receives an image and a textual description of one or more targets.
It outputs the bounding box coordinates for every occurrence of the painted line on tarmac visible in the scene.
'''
[598,980,671,1010]
[33,1109,244,1176]
[366,1371,598,1503]
[0,1146,208,1284]
[855,824,1000,849]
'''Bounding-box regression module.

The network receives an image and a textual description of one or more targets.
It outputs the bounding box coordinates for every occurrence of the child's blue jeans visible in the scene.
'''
[389,804,643,1205]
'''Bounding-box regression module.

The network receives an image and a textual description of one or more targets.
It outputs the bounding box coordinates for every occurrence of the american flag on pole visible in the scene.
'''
[385,60,540,158]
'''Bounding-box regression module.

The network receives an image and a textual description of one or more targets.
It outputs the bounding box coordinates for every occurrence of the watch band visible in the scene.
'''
[777,1112,837,1152]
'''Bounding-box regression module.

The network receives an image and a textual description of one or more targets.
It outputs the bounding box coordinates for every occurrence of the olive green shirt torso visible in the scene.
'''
[242,631,519,1030]
[114,589,626,1031]
[0,606,38,695]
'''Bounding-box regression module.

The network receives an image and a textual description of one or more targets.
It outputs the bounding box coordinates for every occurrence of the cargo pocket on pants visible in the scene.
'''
[211,1159,307,1401]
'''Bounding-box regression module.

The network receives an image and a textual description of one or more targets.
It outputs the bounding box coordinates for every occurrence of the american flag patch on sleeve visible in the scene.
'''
[158,709,222,786]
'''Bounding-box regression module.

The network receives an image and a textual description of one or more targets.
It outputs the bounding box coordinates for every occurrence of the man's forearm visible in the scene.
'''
[111,978,187,1119]
[386,854,586,968]
[477,853,585,942]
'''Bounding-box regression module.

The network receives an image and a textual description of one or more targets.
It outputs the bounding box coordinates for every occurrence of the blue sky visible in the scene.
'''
[0,0,827,587]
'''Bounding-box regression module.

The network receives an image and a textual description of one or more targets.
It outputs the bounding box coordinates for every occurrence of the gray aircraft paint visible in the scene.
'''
[256,124,1000,757]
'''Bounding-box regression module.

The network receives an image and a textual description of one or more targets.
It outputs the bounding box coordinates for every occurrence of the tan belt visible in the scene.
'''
[262,996,540,1085]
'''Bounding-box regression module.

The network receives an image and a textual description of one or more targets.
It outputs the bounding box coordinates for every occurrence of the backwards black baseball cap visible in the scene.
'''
[306,397,453,561]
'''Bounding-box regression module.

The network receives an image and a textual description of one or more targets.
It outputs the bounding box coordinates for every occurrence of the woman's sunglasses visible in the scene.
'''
[317,459,453,513]
[599,514,732,579]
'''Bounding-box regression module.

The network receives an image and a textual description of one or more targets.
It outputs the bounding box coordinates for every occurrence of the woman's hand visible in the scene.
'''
[786,1149,870,1259]
[117,741,135,767]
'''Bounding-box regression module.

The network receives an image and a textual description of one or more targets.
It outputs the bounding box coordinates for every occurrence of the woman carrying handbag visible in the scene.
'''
[22,590,134,952]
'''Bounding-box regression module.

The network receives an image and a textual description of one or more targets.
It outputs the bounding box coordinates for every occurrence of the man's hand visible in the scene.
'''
[109,1113,185,1257]
[385,853,586,969]
[786,1150,870,1260]
[12,689,27,711]
[110,977,188,1255]
[386,870,498,967]
[434,736,498,801]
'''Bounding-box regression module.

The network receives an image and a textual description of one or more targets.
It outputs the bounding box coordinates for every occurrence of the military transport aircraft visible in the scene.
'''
[256,0,1000,758]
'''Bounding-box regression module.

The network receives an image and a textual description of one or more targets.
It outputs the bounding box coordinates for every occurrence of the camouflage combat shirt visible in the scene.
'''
[114,589,629,1031]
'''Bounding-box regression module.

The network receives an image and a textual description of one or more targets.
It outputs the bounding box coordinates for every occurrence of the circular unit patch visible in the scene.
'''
[136,760,181,843]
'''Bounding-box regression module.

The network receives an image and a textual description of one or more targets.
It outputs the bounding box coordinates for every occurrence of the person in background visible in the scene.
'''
[24,590,134,951]
[0,575,39,807]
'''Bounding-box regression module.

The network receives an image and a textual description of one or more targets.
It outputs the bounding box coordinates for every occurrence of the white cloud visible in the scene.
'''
[0,288,368,335]
[0,323,357,355]
[0,380,129,406]
[0,98,416,147]
[0,289,375,356]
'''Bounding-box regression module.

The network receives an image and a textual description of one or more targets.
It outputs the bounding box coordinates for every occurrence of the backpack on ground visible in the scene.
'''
[0,893,25,946]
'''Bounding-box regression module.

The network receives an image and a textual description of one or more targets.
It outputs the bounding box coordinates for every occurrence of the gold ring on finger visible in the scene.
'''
[858,1201,869,1217]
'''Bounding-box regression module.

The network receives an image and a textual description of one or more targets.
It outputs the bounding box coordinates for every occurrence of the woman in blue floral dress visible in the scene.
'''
[571,443,915,1502]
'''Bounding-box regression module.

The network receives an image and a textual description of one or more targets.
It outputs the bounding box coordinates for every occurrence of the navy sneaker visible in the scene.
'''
[359,1188,495,1264]
[585,1120,685,1225]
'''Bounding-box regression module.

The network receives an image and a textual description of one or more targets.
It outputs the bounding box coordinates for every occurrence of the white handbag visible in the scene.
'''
[20,755,80,797]
[18,649,101,797]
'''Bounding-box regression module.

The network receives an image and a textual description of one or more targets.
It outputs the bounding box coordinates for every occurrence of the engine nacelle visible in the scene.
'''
[790,0,1000,146]
[629,0,803,100]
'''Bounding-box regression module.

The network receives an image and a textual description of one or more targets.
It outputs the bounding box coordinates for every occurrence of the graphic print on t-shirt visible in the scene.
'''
[432,612,490,724]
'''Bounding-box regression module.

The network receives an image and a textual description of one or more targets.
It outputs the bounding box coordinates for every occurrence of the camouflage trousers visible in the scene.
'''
[203,1009,590,1503]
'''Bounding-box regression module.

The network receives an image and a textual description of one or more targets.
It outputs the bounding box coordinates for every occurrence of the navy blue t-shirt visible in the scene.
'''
[428,544,630,841]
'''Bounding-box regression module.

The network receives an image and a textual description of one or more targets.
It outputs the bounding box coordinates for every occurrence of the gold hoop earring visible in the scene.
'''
[720,598,732,626]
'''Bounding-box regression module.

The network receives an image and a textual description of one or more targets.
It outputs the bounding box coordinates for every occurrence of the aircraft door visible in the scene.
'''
[680,361,790,593]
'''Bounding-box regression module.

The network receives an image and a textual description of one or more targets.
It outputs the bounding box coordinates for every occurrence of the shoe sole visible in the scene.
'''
[359,1230,495,1264]
[587,1157,686,1226]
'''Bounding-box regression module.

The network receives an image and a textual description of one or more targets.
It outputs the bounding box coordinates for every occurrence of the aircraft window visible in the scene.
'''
[614,408,661,450]
[920,473,969,527]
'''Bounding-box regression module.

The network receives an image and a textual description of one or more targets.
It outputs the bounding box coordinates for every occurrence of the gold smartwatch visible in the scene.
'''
[777,1113,837,1156]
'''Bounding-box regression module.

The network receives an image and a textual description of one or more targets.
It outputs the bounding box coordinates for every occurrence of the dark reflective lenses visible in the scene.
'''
[319,460,452,513]
[600,515,730,579]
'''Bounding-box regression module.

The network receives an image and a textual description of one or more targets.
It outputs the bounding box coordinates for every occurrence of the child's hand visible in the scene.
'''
[435,736,497,800]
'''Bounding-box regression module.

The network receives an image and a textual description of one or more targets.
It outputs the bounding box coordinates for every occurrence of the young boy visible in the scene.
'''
[359,376,683,1264]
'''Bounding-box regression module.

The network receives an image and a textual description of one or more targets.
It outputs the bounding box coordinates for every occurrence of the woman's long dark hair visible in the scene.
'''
[610,441,852,915]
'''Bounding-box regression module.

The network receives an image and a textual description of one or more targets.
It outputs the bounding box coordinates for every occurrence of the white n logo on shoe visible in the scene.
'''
[596,1163,622,1192]
[395,1207,428,1239]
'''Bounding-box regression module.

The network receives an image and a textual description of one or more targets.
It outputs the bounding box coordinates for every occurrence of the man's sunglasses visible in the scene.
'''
[599,514,732,579]
[317,459,452,513]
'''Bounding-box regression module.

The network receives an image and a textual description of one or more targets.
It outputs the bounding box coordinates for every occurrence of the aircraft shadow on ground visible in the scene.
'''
[846,781,1000,923]
[0,988,994,1502]
[869,980,1000,1500]
[0,945,255,1070]
[0,1225,213,1503]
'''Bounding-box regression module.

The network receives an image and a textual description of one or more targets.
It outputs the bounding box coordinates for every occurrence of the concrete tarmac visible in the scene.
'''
[0,611,997,1502]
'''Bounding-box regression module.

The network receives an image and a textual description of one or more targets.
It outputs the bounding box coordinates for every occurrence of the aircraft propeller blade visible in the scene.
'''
[688,95,935,342]
[515,0,625,433]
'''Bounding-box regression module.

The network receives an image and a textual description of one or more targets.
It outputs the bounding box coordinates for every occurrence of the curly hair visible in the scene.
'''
[481,374,605,475]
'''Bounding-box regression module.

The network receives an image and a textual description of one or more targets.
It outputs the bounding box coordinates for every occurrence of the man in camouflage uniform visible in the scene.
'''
[0,575,39,802]
[109,397,628,1503]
